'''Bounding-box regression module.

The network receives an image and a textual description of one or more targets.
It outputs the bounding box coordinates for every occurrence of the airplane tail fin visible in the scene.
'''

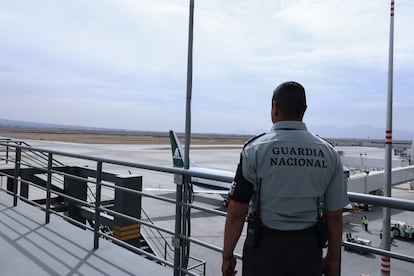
[169,130,185,168]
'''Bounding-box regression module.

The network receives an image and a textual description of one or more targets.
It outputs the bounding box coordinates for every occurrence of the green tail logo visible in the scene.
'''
[169,130,184,168]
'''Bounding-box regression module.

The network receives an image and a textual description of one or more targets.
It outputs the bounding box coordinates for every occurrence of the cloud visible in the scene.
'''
[0,0,413,139]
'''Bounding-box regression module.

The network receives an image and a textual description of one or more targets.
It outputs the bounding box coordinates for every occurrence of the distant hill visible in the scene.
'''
[308,124,414,141]
[1,118,413,141]
[0,118,250,139]
[0,118,110,132]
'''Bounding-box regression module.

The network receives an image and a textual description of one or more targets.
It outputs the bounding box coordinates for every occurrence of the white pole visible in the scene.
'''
[381,1,394,275]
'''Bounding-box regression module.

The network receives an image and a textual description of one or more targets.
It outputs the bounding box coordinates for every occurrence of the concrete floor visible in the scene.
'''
[0,191,172,276]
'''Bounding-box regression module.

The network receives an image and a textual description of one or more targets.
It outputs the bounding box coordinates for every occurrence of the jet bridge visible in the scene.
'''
[347,165,414,194]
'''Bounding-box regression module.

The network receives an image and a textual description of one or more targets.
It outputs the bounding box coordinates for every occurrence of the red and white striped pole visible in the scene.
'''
[381,0,395,275]
[381,256,391,275]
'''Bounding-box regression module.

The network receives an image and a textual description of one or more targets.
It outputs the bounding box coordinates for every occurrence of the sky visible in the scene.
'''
[1,0,413,139]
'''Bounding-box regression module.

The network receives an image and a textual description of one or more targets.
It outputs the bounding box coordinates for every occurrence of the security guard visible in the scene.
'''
[222,81,349,276]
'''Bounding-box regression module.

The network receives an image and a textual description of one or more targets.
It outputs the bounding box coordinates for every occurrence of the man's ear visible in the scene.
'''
[271,101,278,123]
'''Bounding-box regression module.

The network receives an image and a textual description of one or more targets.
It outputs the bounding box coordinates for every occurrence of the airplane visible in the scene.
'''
[169,130,414,209]
[169,130,234,206]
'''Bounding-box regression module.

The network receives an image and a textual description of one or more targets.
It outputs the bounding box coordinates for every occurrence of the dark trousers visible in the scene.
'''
[242,226,322,276]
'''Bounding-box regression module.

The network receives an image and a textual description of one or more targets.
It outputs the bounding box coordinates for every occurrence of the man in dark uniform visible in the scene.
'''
[222,81,349,276]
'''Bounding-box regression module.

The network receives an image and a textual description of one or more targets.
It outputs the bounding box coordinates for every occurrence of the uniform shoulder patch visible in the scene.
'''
[243,132,266,149]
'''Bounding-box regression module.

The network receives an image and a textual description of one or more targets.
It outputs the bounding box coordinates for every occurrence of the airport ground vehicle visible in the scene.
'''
[380,220,414,241]
[344,232,372,254]
[390,220,414,240]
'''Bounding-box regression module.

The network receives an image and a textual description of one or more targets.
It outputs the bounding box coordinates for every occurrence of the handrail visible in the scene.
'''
[0,142,235,182]
[348,192,414,211]
[0,139,64,166]
[141,207,175,260]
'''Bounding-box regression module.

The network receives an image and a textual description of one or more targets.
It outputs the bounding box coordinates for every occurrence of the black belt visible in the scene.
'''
[262,225,316,237]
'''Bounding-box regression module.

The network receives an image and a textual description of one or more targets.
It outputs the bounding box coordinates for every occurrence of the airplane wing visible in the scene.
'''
[192,189,229,195]
[145,187,229,195]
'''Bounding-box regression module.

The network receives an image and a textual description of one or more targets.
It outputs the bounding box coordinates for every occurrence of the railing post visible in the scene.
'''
[45,153,52,223]
[173,173,183,276]
[5,142,9,164]
[165,241,168,261]
[13,147,21,206]
[94,161,103,249]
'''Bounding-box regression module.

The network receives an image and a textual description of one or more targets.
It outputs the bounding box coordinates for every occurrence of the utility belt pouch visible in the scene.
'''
[316,196,328,248]
[246,178,262,248]
[315,219,328,248]
[246,216,262,248]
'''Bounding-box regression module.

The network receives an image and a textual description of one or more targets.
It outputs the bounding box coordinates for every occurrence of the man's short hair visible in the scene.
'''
[272,81,307,119]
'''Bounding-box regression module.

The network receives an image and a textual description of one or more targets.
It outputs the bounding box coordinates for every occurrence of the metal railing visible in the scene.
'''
[343,192,414,263]
[0,142,220,275]
[1,141,414,275]
[0,138,64,167]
